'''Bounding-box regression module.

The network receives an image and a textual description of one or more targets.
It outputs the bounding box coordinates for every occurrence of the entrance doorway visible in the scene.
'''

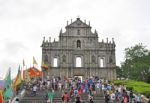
[74,75,83,82]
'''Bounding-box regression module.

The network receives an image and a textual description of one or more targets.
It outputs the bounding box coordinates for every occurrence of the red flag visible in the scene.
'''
[0,90,3,103]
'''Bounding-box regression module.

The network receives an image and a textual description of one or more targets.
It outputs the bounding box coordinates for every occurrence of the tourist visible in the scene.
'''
[135,94,141,103]
[47,80,51,90]
[42,80,46,90]
[115,90,120,103]
[23,76,141,103]
[105,90,110,103]
[122,95,128,103]
[47,89,55,103]
[101,83,105,97]
[84,83,88,93]
[96,81,100,94]
[58,81,62,91]
[129,90,134,103]
[69,87,74,102]
[92,83,96,95]
[76,94,81,103]
[110,91,115,103]
[89,94,94,103]
[39,80,43,90]
[32,84,37,96]
[74,88,78,97]
[78,87,81,96]
[62,91,69,103]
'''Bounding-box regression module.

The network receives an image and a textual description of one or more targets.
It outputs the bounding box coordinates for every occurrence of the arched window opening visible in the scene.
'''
[100,57,104,67]
[77,40,81,48]
[76,57,82,67]
[53,58,58,67]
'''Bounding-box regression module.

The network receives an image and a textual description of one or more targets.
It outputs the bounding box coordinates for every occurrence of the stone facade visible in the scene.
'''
[41,18,116,80]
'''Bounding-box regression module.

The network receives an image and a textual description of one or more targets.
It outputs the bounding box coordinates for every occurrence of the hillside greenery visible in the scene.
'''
[113,80,150,98]
[116,43,150,83]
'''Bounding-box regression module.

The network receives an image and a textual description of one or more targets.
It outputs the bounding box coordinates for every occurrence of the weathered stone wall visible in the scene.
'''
[41,18,116,80]
[45,67,116,80]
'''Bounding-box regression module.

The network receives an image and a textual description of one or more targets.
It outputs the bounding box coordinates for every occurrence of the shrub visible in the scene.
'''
[113,80,150,97]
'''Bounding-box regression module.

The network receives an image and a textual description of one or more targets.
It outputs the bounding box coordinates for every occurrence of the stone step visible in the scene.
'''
[21,98,105,103]
[20,90,105,103]
[53,95,105,103]
[54,97,104,99]
[20,100,47,103]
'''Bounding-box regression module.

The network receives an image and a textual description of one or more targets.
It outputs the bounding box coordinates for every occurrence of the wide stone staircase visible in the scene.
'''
[20,89,105,103]
[20,89,47,103]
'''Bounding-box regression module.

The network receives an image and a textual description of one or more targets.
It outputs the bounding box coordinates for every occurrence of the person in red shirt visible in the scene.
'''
[62,91,69,103]
[78,88,81,96]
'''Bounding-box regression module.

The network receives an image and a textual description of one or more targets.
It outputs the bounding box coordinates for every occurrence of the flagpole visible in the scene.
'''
[21,65,23,81]
[33,56,37,80]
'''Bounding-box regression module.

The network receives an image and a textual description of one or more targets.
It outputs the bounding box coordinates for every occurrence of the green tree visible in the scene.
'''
[116,66,123,78]
[121,43,150,83]
[124,43,149,60]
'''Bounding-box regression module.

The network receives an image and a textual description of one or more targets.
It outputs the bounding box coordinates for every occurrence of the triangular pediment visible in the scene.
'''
[66,18,91,28]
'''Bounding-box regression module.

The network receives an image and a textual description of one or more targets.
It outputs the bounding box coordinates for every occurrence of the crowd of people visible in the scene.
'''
[24,76,147,103]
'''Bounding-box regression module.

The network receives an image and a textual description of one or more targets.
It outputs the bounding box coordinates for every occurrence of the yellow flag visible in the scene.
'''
[41,61,48,69]
[0,90,3,103]
[13,66,22,88]
[33,56,37,65]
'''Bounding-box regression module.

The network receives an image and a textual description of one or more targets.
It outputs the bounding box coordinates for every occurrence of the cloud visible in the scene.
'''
[0,39,28,78]
[0,59,18,79]
[0,0,150,77]
[3,40,27,56]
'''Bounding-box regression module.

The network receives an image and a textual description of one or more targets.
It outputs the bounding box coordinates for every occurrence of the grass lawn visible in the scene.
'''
[112,80,150,97]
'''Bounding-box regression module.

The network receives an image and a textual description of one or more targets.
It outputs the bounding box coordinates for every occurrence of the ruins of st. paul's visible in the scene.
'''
[41,18,116,80]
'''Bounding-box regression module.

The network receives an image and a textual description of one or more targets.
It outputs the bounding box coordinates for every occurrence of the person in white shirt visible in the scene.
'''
[96,82,100,94]
[33,85,37,96]
[47,80,51,89]
[110,92,116,103]
[118,85,122,93]
[58,82,62,91]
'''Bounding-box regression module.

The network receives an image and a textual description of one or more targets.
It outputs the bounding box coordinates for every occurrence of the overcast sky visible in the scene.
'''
[0,0,150,78]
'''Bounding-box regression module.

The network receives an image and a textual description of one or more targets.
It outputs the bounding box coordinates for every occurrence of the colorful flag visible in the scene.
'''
[3,68,12,100]
[41,61,48,69]
[4,68,11,88]
[0,90,3,103]
[13,66,22,88]
[33,56,38,65]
